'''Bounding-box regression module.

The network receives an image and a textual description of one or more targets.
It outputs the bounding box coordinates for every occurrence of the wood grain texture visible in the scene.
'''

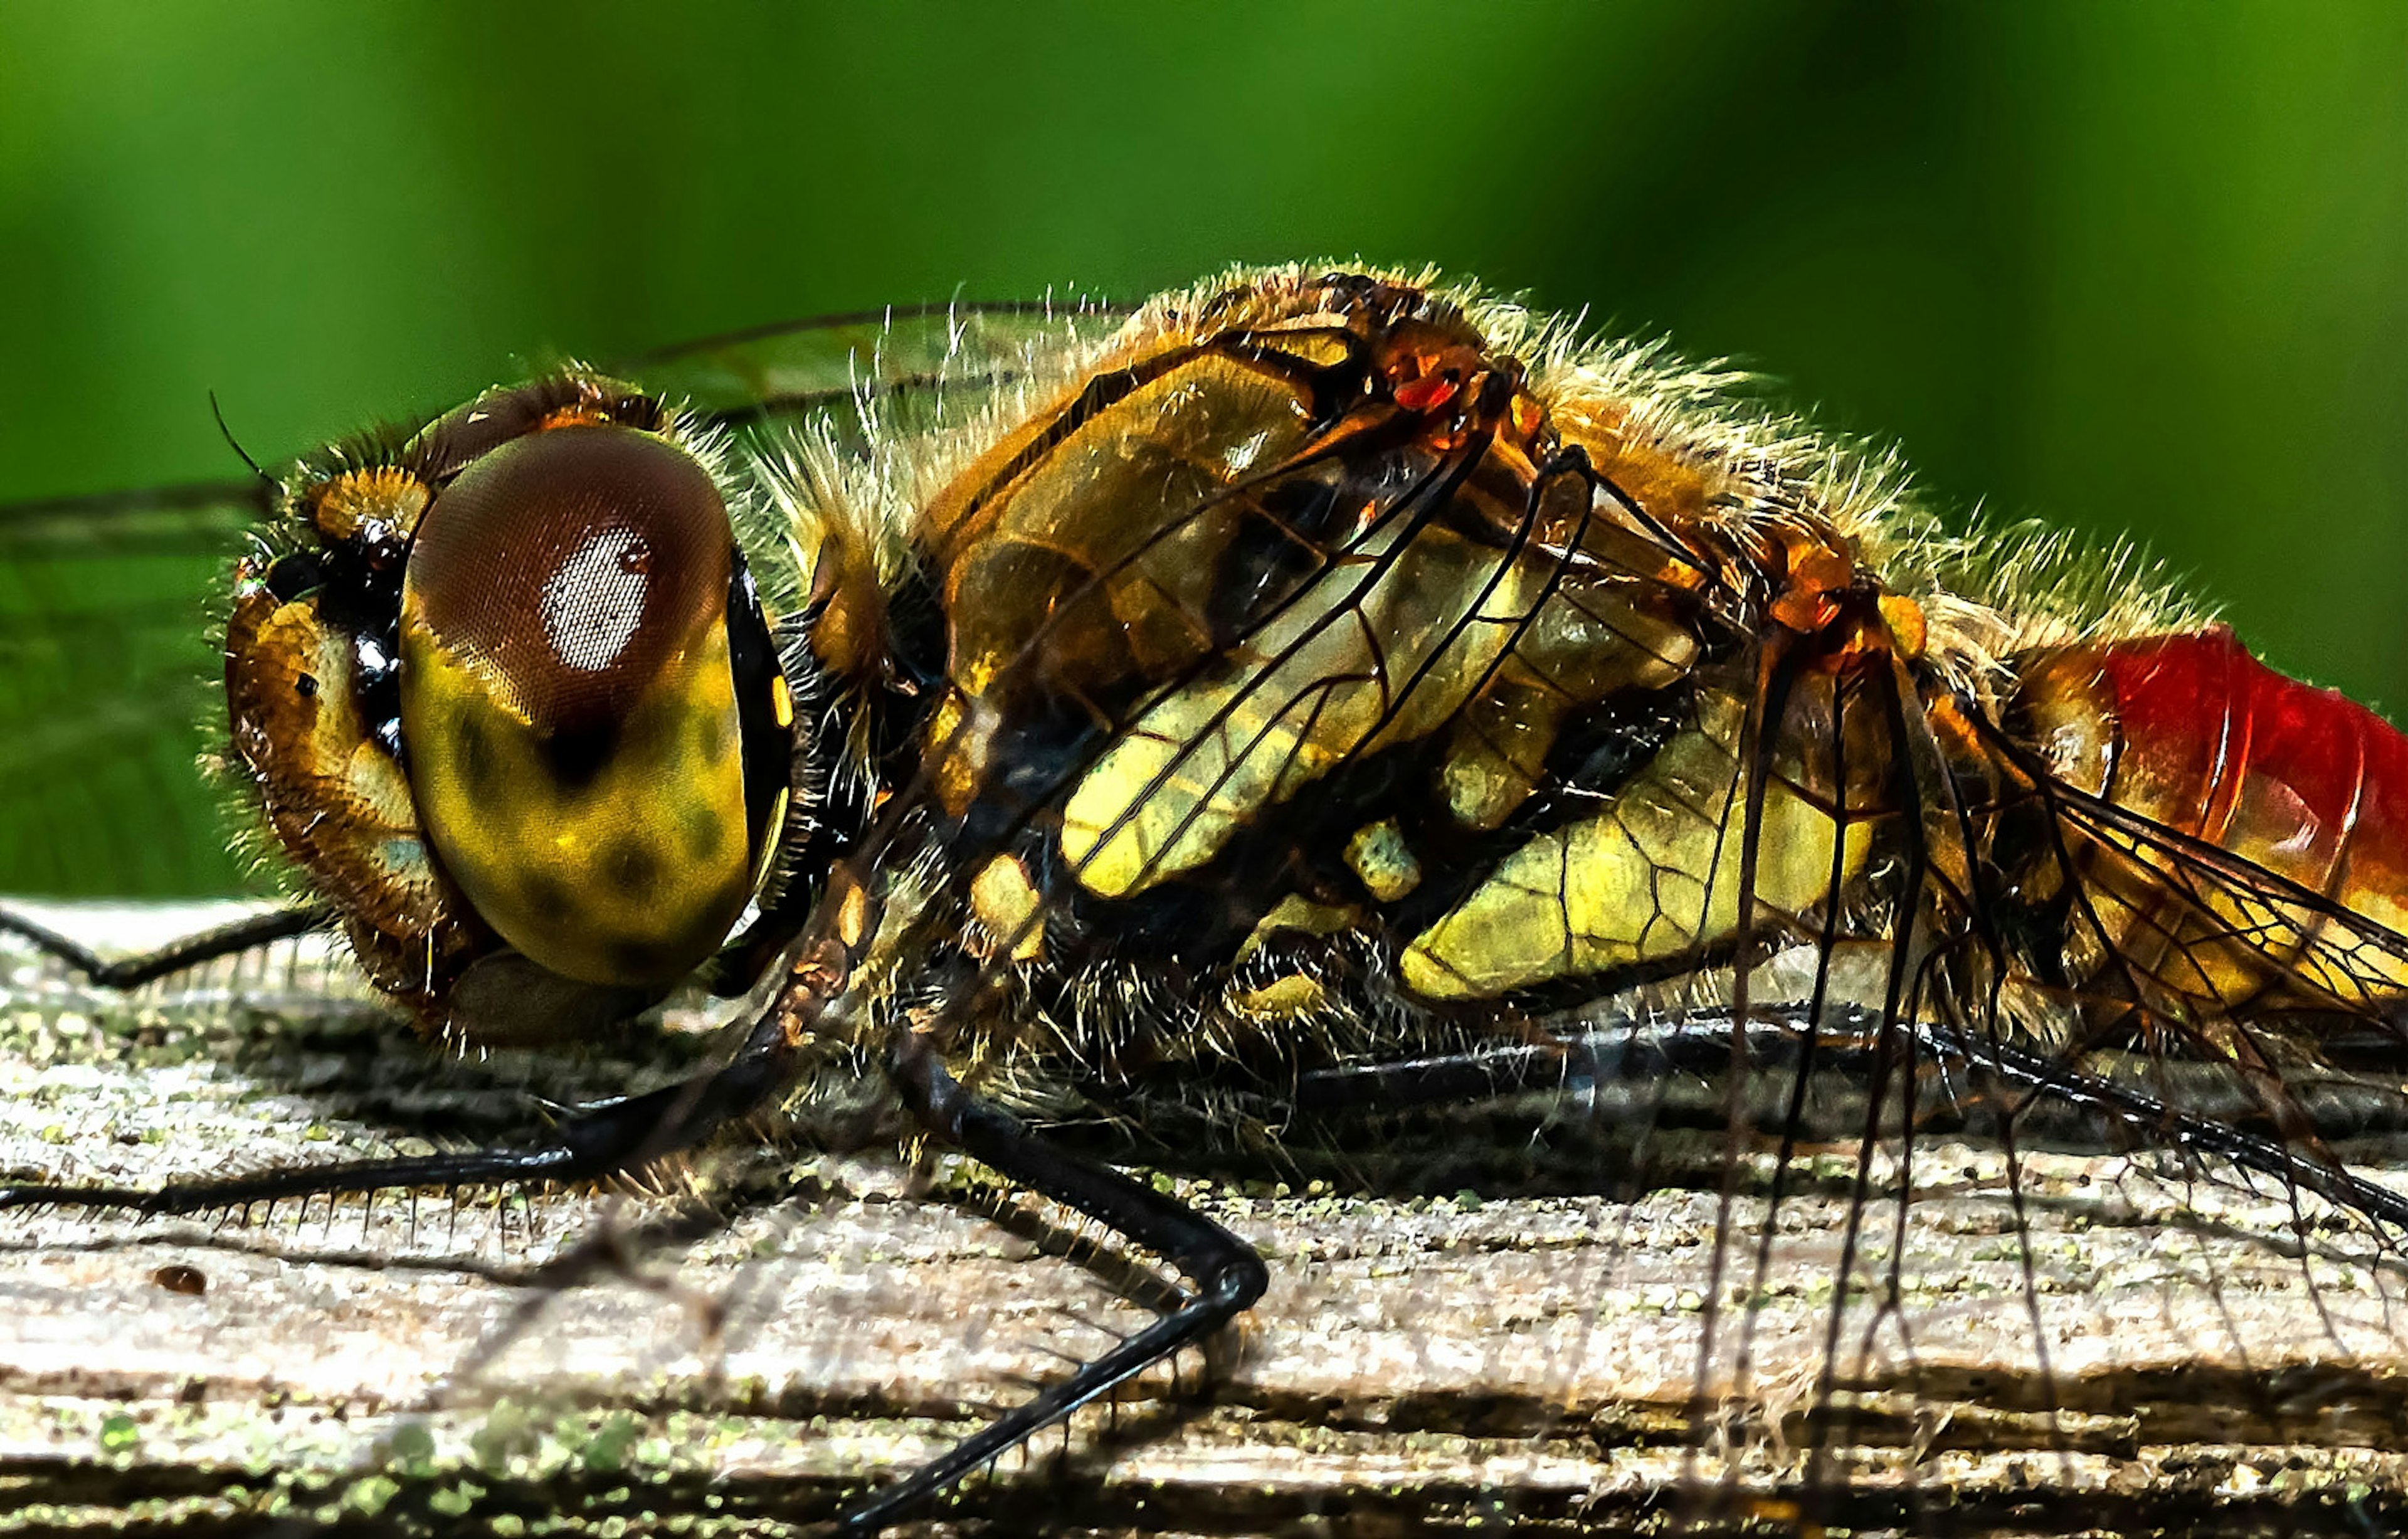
[4,902,2407,1537]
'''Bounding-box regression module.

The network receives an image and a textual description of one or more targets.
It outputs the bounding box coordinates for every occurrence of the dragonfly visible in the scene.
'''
[4,265,2408,1534]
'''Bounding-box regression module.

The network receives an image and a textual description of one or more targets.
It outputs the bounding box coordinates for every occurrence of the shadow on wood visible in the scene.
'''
[3,902,2406,1536]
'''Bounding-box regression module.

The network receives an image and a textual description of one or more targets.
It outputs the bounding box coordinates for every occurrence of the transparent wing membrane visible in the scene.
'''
[5,269,2408,1534]
[621,297,1134,431]
[0,479,270,894]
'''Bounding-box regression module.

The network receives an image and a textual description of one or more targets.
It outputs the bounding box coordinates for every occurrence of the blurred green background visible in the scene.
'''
[2,0,2402,895]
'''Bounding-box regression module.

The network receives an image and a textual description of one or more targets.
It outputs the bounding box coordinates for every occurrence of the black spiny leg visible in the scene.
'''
[0,899,334,988]
[0,1012,798,1217]
[1923,1016,2408,1235]
[845,1029,1269,1534]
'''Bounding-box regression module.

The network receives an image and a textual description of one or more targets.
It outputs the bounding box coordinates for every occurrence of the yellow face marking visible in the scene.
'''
[770,672,795,731]
[1344,820,1422,902]
[235,591,444,919]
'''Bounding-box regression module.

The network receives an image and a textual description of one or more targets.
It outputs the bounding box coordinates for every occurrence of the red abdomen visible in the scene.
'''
[2013,626,2408,1007]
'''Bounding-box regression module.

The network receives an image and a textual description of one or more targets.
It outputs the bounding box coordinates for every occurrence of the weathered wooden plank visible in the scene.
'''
[3,902,2406,1536]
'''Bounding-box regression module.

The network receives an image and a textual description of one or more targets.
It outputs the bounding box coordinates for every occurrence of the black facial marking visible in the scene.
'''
[603,838,662,899]
[452,710,497,797]
[520,872,573,926]
[265,551,328,602]
[682,803,723,863]
[540,721,618,791]
[724,548,796,865]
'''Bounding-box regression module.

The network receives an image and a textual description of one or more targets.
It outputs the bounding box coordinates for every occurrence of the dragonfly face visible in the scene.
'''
[8,265,2408,1532]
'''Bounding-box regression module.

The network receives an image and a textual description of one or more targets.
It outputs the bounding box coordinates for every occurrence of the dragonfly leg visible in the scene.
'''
[1289,1008,1846,1116]
[1301,1010,2408,1235]
[0,899,334,989]
[0,1011,799,1215]
[842,1028,1269,1535]
[1929,1017,2408,1235]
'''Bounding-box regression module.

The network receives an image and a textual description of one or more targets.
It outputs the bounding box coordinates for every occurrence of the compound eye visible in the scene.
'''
[399,424,759,988]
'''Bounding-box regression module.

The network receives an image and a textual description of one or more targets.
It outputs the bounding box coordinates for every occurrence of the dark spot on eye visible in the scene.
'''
[683,803,724,862]
[604,838,662,898]
[541,721,618,790]
[453,711,496,794]
[294,673,319,699]
[520,873,573,925]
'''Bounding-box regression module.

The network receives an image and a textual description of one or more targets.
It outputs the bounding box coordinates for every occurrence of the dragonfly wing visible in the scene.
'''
[616,299,1134,431]
[0,478,272,895]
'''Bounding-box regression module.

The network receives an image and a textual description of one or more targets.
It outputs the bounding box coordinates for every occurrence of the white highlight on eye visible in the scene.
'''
[544,526,648,672]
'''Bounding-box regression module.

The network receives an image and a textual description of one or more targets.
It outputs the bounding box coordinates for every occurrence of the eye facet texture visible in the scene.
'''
[400,425,755,988]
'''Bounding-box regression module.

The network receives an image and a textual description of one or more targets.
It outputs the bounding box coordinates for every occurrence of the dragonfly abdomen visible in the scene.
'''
[2015,626,2408,1011]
